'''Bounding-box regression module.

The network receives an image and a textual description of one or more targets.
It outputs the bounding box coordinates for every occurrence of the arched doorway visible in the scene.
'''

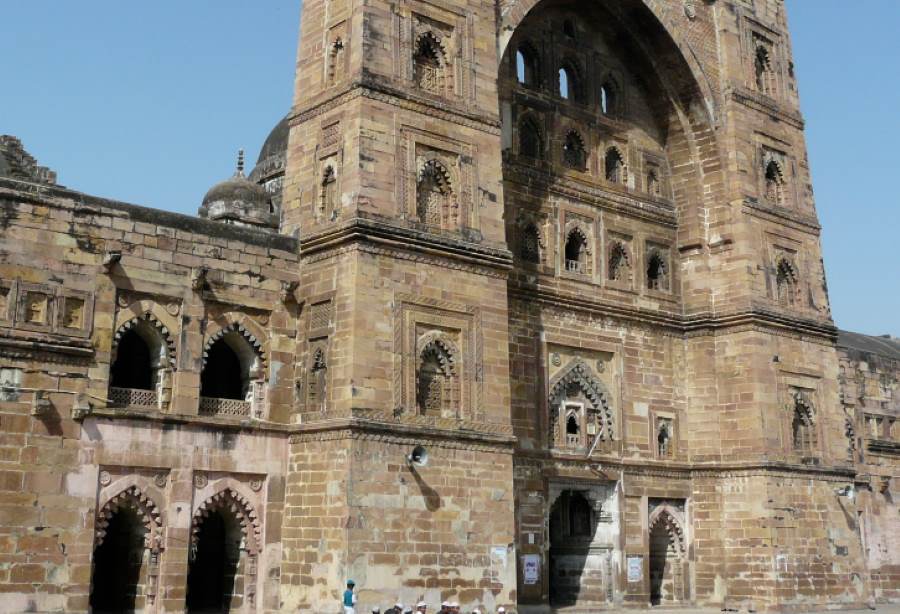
[648,510,687,605]
[549,490,600,607]
[186,509,243,613]
[90,506,147,612]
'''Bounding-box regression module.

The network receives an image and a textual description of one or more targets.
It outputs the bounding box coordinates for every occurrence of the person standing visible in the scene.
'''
[343,580,357,614]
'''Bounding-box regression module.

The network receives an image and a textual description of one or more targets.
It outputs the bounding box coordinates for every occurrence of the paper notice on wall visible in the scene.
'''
[491,546,508,569]
[523,554,540,585]
[627,555,643,583]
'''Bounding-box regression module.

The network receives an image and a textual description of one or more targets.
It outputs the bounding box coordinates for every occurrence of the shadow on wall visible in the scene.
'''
[409,465,442,512]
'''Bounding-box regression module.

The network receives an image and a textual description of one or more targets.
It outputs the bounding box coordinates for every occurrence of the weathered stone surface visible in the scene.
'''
[0,0,897,612]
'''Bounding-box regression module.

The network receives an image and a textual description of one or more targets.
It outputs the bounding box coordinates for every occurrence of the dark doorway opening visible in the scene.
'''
[90,506,147,613]
[186,509,242,613]
[110,328,154,390]
[549,490,597,607]
[201,339,244,400]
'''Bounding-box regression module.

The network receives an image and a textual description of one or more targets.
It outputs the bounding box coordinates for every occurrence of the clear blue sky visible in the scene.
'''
[1,1,897,336]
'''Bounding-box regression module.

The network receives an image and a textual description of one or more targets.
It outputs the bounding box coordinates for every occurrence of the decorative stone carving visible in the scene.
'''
[98,470,112,486]
[193,473,208,489]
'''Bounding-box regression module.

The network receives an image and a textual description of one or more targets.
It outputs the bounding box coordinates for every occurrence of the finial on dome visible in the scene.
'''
[236,149,245,176]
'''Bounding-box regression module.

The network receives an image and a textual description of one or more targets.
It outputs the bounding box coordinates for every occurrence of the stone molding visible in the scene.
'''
[291,79,501,135]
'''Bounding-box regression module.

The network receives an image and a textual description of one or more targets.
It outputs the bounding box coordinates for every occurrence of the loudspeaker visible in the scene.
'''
[407,445,428,467]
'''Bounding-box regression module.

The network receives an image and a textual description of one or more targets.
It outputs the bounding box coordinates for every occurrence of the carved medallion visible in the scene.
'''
[249,478,263,492]
[117,294,130,308]
[193,474,208,489]
[154,473,168,488]
[597,360,606,373]
[684,0,697,20]
[98,470,111,486]
[551,353,561,367]
[166,302,180,316]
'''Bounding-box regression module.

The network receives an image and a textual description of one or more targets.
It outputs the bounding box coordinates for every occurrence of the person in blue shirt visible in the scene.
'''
[343,580,357,614]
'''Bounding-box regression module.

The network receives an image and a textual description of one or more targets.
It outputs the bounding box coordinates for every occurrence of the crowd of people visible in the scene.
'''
[343,580,509,614]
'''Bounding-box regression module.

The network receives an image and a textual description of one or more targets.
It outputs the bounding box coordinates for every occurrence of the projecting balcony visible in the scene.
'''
[199,396,251,417]
[108,386,159,409]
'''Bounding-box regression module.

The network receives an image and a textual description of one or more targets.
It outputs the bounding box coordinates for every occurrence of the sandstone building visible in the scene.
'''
[0,0,898,612]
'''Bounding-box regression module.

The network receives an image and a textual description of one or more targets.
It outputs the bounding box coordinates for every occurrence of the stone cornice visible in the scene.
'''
[299,217,513,273]
[503,159,678,228]
[728,86,805,130]
[742,198,821,234]
[509,284,838,341]
[517,449,857,481]
[291,78,501,135]
[0,331,94,364]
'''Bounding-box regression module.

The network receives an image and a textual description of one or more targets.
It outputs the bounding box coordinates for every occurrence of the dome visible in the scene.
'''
[256,114,289,166]
[249,114,290,220]
[199,150,277,229]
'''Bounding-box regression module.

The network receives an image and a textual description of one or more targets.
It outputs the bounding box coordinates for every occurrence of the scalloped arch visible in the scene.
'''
[649,506,686,555]
[417,158,454,194]
[191,487,262,554]
[202,320,267,370]
[95,485,162,549]
[113,312,176,368]
[414,31,448,66]
[549,358,614,439]
[417,332,459,377]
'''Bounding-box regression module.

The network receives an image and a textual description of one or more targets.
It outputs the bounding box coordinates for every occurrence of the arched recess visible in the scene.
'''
[563,225,590,275]
[91,485,163,612]
[201,316,268,417]
[109,309,176,409]
[188,486,262,613]
[548,358,613,449]
[774,256,798,307]
[499,0,728,287]
[416,158,456,230]
[415,331,460,418]
[648,506,688,605]
[789,391,817,454]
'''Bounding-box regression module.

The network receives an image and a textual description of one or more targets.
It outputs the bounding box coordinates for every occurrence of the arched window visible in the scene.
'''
[605,147,625,183]
[558,62,581,101]
[520,223,541,264]
[775,257,797,306]
[414,32,445,94]
[327,38,344,86]
[647,169,661,196]
[109,315,172,408]
[608,241,630,281]
[564,229,588,274]
[515,43,540,86]
[320,165,337,217]
[754,45,776,95]
[307,347,327,411]
[519,116,543,159]
[566,408,582,448]
[563,130,586,169]
[599,80,617,116]
[416,338,458,417]
[200,326,263,410]
[416,159,455,230]
[791,394,816,454]
[646,249,669,291]
[657,418,673,458]
[764,160,785,206]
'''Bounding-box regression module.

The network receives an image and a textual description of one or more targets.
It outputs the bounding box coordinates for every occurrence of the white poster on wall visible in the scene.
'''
[627,556,643,583]
[522,554,540,585]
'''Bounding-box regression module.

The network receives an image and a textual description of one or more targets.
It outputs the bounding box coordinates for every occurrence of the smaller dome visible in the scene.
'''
[199,150,278,229]
[256,115,289,166]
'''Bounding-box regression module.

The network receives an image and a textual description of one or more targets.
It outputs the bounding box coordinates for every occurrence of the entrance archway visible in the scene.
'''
[648,509,686,605]
[90,506,147,612]
[549,490,598,606]
[186,509,242,613]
